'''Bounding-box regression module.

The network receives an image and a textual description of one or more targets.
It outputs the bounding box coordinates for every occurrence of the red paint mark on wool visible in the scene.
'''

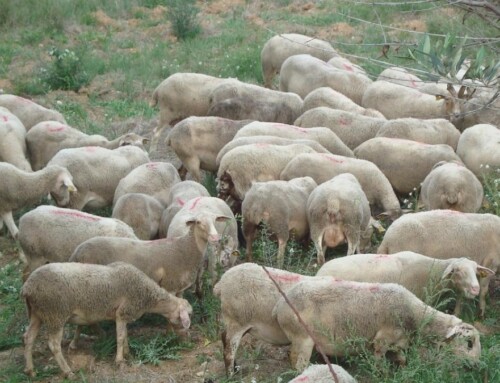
[52,209,100,222]
[438,209,464,215]
[176,198,185,206]
[292,126,309,133]
[1,115,8,122]
[47,124,65,132]
[255,143,270,148]
[343,63,354,71]
[293,376,309,382]
[146,162,160,170]
[410,79,418,88]
[188,197,202,211]
[321,153,344,164]
[84,146,98,152]
[269,271,302,284]
[369,285,380,292]
[339,118,348,125]
[375,254,390,259]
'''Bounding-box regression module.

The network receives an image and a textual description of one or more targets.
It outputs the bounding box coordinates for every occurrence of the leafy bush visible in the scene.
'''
[42,47,90,91]
[167,0,201,40]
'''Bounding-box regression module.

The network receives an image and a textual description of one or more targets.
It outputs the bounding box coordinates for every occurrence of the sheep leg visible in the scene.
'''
[242,220,257,262]
[290,337,314,371]
[312,231,326,265]
[453,295,464,317]
[69,325,82,350]
[23,315,42,377]
[115,319,128,365]
[1,211,18,239]
[47,327,74,378]
[221,325,251,376]
[478,275,492,319]
[183,157,202,182]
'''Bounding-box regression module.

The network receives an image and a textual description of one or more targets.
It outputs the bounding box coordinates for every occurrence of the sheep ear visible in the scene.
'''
[215,215,232,223]
[477,265,495,278]
[64,180,77,193]
[442,264,456,280]
[444,325,460,341]
[142,137,150,144]
[186,218,198,227]
[369,218,385,233]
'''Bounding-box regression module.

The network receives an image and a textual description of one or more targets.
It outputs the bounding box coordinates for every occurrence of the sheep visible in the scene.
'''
[377,66,426,88]
[375,118,461,150]
[295,107,387,150]
[70,210,232,297]
[112,161,180,207]
[288,364,357,383]
[0,106,32,171]
[301,87,385,118]
[46,145,149,211]
[279,54,373,104]
[26,120,148,170]
[273,278,481,371]
[420,161,484,213]
[353,137,462,195]
[233,121,354,158]
[306,173,371,265]
[0,163,76,240]
[158,180,210,238]
[165,116,251,182]
[112,193,164,240]
[0,94,66,130]
[217,143,317,202]
[260,33,338,88]
[207,95,298,124]
[327,56,366,75]
[280,153,401,219]
[22,261,192,378]
[242,177,317,267]
[316,251,494,316]
[18,205,138,277]
[456,123,500,177]
[377,210,500,317]
[460,88,500,130]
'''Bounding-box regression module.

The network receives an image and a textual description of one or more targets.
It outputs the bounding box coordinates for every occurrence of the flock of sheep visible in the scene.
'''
[0,32,499,382]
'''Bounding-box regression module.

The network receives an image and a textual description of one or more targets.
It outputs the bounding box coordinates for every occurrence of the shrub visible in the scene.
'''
[167,0,201,40]
[42,47,90,91]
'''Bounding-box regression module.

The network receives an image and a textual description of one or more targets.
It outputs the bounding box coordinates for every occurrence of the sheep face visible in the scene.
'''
[443,323,481,362]
[50,169,77,207]
[156,296,193,330]
[442,259,494,300]
[118,133,149,149]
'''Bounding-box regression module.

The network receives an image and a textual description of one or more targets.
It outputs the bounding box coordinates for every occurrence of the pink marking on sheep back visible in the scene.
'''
[370,285,380,292]
[146,162,160,170]
[1,115,8,122]
[84,146,98,152]
[188,196,203,211]
[293,377,308,382]
[176,198,185,206]
[47,124,66,132]
[145,238,175,245]
[375,254,390,259]
[320,153,344,164]
[339,118,348,126]
[254,143,270,148]
[343,63,354,71]
[272,123,308,134]
[52,209,100,222]
[437,209,464,215]
[269,271,303,284]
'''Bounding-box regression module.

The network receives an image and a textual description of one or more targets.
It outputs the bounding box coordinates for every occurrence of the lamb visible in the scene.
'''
[306,173,371,265]
[165,116,251,182]
[288,364,357,383]
[301,87,385,118]
[456,123,500,177]
[420,161,484,213]
[377,210,500,317]
[0,94,66,130]
[233,121,354,158]
[0,163,76,239]
[327,56,367,75]
[113,161,180,207]
[70,210,232,297]
[46,145,149,210]
[280,153,401,219]
[26,120,148,170]
[353,137,462,194]
[260,33,338,88]
[19,205,138,277]
[295,107,386,150]
[0,106,32,171]
[22,261,192,378]
[273,278,481,371]
[279,54,373,104]
[242,177,317,267]
[316,251,494,315]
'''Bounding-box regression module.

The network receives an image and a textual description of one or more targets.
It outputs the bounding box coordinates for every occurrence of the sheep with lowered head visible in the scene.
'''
[288,364,357,383]
[22,261,192,378]
[0,106,32,171]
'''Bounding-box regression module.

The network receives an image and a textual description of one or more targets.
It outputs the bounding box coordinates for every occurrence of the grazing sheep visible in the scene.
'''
[317,251,494,315]
[261,33,338,88]
[327,56,367,75]
[456,123,500,177]
[113,161,180,207]
[288,364,357,383]
[460,88,500,129]
[279,54,373,104]
[280,153,401,219]
[70,211,231,297]
[0,94,66,130]
[377,210,500,317]
[273,278,482,370]
[22,262,192,378]
[0,163,76,239]
[420,161,484,213]
[233,121,354,158]
[46,145,149,210]
[307,173,371,265]
[19,205,138,277]
[158,180,210,238]
[354,138,462,194]
[0,107,32,171]
[165,116,251,182]
[295,107,386,150]
[26,120,148,170]
[112,193,164,240]
[301,87,385,118]
[242,177,317,267]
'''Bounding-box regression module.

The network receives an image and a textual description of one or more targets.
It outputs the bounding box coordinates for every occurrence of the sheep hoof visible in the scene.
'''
[64,371,76,379]
[24,368,36,378]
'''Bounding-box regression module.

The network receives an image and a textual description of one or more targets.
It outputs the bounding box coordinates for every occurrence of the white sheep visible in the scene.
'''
[273,278,481,370]
[18,205,138,277]
[377,210,500,318]
[22,262,192,378]
[288,364,357,383]
[279,54,373,104]
[0,163,76,239]
[307,173,371,265]
[295,107,386,150]
[0,106,32,171]
[420,161,484,213]
[280,153,401,219]
[327,55,366,75]
[0,94,66,130]
[242,177,317,267]
[460,88,500,130]
[26,120,148,170]
[46,145,149,210]
[377,66,426,88]
[261,33,338,88]
[316,251,494,315]
[353,137,462,194]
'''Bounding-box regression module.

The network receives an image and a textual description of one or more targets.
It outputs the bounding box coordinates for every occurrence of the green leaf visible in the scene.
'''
[422,34,431,55]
